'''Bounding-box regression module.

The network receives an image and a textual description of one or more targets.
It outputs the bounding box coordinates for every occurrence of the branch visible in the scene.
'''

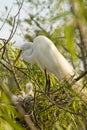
[0,0,24,51]
[29,14,50,37]
[71,0,87,70]
[0,60,12,72]
[35,87,87,118]
[5,46,21,91]
[0,80,38,130]
[0,6,13,31]
[45,93,87,118]
[75,70,87,81]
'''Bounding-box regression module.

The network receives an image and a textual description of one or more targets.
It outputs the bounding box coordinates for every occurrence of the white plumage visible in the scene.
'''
[16,35,87,102]
[21,35,75,79]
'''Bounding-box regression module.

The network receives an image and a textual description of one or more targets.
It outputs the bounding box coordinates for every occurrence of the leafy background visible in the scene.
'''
[0,0,87,130]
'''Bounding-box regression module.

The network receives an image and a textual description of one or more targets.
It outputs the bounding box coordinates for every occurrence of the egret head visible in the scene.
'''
[26,82,34,97]
[20,42,34,63]
[13,42,34,66]
[20,42,32,52]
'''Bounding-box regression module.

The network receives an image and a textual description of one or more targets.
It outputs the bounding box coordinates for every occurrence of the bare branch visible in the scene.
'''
[0,0,24,51]
[0,6,13,31]
[5,46,21,91]
[0,60,12,72]
[75,70,87,81]
[0,80,38,130]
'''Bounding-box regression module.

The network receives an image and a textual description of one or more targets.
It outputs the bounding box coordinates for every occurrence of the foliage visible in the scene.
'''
[0,0,87,130]
[0,43,87,130]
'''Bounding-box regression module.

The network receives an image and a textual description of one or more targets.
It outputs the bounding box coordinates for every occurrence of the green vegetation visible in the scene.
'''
[0,0,87,130]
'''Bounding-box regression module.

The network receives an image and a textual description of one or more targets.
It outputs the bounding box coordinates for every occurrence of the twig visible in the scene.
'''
[0,0,24,51]
[8,0,24,41]
[71,0,87,71]
[75,70,87,81]
[29,14,50,37]
[44,69,50,96]
[0,80,38,130]
[0,60,12,72]
[33,85,41,129]
[0,6,13,31]
[15,66,28,76]
[33,87,87,118]
[5,46,21,91]
[45,93,87,118]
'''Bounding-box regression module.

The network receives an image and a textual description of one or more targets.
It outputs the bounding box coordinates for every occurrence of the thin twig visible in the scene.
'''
[0,60,12,72]
[5,46,21,91]
[0,0,24,51]
[15,66,28,76]
[44,69,50,95]
[0,80,38,130]
[0,6,13,31]
[45,93,87,118]
[75,70,87,81]
[71,0,87,71]
[33,85,41,129]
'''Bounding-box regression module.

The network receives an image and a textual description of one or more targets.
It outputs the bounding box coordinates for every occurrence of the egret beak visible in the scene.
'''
[13,50,22,66]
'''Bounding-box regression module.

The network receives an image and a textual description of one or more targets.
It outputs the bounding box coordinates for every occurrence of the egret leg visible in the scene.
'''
[44,69,50,96]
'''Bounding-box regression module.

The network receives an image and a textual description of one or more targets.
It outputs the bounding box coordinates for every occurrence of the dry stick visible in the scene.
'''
[0,80,38,130]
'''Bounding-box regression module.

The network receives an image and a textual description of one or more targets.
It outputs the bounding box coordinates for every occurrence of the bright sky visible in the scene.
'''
[0,0,13,11]
[0,0,25,46]
[0,0,69,47]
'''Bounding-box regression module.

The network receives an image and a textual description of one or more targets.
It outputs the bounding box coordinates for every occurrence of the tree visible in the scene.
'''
[0,0,87,130]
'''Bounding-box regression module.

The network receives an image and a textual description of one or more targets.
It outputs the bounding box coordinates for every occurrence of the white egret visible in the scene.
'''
[14,35,87,102]
[20,35,76,80]
[26,82,34,97]
[12,82,34,104]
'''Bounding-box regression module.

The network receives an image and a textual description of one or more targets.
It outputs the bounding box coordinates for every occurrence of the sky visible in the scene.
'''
[0,0,26,46]
[0,0,70,47]
[0,0,53,47]
[0,0,13,12]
